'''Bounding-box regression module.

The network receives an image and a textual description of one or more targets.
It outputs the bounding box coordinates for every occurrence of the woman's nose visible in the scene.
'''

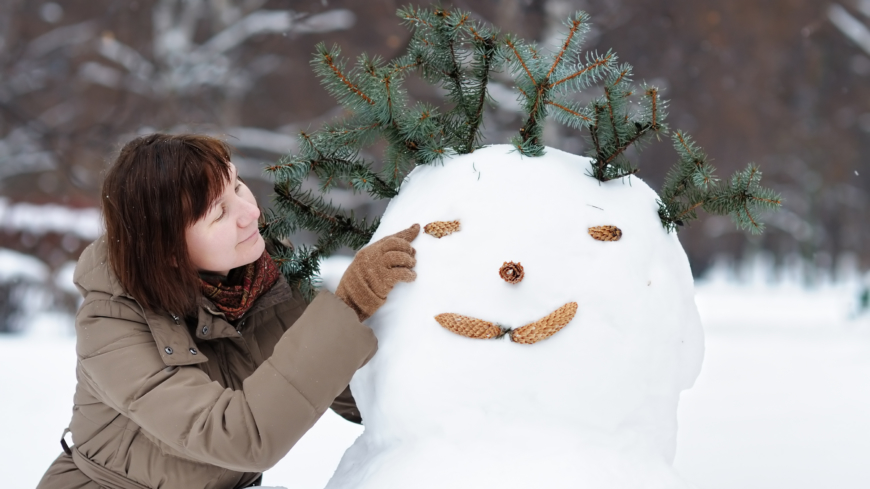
[238,199,260,227]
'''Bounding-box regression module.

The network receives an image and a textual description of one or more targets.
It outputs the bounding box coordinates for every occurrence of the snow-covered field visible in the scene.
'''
[675,282,870,488]
[2,279,868,488]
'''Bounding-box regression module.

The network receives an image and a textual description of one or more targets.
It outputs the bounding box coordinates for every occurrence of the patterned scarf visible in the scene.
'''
[200,251,280,322]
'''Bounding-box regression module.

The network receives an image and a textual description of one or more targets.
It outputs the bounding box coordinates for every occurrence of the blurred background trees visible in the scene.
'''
[1,0,869,329]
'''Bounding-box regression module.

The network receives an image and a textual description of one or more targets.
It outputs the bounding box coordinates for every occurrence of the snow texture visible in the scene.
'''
[4,274,870,488]
[325,145,704,488]
[0,198,101,239]
[0,248,49,282]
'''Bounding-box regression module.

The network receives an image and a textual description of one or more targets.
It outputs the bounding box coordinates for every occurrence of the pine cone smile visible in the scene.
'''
[435,302,578,345]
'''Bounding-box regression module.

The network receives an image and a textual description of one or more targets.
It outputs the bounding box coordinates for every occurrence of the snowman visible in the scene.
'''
[265,8,778,486]
[323,145,705,489]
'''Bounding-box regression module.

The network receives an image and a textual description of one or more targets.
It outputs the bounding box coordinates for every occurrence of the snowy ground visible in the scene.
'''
[2,279,869,488]
[675,282,870,489]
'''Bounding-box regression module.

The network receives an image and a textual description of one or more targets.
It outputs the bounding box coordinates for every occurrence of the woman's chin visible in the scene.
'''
[247,235,266,259]
[234,235,266,268]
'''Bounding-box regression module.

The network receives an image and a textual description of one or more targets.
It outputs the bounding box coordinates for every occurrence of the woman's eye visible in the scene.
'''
[215,206,226,222]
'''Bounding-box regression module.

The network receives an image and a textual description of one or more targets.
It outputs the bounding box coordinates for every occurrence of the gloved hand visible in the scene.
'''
[335,224,420,321]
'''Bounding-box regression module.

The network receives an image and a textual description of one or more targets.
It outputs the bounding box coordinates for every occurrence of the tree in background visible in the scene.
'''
[0,0,360,269]
[0,0,867,323]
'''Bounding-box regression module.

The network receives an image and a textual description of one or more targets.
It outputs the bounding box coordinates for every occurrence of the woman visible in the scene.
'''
[36,134,418,489]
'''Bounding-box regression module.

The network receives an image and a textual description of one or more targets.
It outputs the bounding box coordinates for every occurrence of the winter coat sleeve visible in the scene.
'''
[75,290,377,473]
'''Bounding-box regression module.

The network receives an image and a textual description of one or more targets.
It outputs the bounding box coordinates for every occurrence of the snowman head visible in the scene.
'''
[350,145,704,449]
[266,6,777,305]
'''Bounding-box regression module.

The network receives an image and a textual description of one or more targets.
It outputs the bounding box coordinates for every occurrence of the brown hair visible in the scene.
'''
[102,133,233,315]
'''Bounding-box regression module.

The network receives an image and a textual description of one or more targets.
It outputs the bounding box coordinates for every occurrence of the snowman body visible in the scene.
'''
[325,145,704,488]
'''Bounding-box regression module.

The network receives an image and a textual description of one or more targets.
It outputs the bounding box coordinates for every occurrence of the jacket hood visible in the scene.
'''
[72,236,299,368]
[74,236,130,300]
[75,236,213,367]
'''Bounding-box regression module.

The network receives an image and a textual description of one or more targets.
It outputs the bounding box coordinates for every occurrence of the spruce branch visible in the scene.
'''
[548,51,614,90]
[585,68,667,181]
[545,15,586,80]
[311,43,376,111]
[462,31,498,153]
[657,132,781,233]
[397,4,436,29]
[266,128,397,199]
[505,37,538,84]
[266,6,508,290]
[400,5,504,154]
[504,11,616,156]
[268,241,325,301]
[546,98,593,129]
[706,164,782,234]
[272,183,377,250]
[321,121,381,148]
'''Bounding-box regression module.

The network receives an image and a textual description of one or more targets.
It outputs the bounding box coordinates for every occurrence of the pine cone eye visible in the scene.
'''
[499,261,524,284]
[424,220,460,238]
[588,225,622,241]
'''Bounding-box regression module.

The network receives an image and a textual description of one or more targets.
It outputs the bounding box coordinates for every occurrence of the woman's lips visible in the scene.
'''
[435,302,578,345]
[240,229,259,244]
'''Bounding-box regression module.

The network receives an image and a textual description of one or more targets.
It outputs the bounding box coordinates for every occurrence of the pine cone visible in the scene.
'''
[499,261,524,284]
[424,220,461,238]
[435,313,506,340]
[588,225,622,241]
[510,302,578,345]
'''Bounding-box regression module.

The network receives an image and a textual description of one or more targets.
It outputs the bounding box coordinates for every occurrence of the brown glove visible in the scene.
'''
[335,224,420,321]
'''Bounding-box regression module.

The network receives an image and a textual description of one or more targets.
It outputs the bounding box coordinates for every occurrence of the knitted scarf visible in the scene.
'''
[200,251,280,322]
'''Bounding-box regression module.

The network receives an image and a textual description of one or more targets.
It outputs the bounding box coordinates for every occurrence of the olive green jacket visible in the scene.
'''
[37,237,377,489]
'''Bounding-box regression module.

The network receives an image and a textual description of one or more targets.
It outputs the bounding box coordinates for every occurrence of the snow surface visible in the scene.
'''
[3,144,869,486]
[326,145,704,488]
[2,272,869,488]
[0,247,49,282]
[0,198,101,239]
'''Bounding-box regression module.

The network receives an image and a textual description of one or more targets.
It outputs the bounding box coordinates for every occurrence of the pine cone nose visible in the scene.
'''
[499,261,524,284]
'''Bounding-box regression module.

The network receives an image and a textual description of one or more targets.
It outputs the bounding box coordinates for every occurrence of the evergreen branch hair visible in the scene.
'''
[657,132,781,233]
[268,241,325,301]
[271,183,377,248]
[266,5,507,292]
[266,5,781,295]
[503,11,615,156]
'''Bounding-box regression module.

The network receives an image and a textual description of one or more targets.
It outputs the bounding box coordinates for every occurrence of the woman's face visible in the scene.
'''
[186,162,265,275]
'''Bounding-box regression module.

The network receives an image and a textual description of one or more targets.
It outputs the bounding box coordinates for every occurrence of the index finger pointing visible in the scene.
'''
[388,223,420,243]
